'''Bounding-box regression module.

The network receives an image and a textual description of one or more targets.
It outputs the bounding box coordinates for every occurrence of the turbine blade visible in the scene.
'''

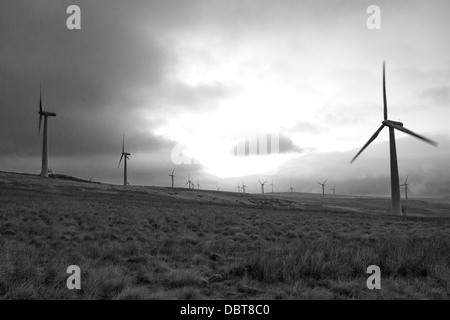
[118,154,123,168]
[405,175,409,184]
[39,87,43,113]
[39,114,42,134]
[316,181,321,185]
[383,60,387,120]
[122,133,125,153]
[172,168,175,175]
[323,179,328,184]
[390,123,438,147]
[350,124,385,163]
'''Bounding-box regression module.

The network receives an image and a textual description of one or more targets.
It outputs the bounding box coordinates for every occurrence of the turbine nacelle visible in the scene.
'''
[39,111,57,117]
[383,120,403,127]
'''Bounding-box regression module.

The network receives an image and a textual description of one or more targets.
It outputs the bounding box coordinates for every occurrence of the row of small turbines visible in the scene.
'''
[36,61,436,215]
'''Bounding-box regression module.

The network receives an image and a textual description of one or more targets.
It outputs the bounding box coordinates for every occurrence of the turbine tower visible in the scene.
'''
[289,182,295,193]
[118,133,131,186]
[400,175,411,200]
[241,181,247,194]
[196,179,200,190]
[169,168,175,188]
[316,179,328,196]
[259,180,267,195]
[350,61,437,215]
[330,184,336,195]
[38,86,57,177]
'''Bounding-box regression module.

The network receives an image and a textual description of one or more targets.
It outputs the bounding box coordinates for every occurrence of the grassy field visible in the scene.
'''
[0,171,449,299]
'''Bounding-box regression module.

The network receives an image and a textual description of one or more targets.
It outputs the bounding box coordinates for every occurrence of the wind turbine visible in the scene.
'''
[169,168,175,188]
[38,86,57,177]
[236,182,241,193]
[259,180,267,195]
[241,181,247,194]
[196,179,200,190]
[185,174,193,189]
[118,133,131,186]
[216,186,221,191]
[269,179,275,193]
[316,179,328,196]
[330,184,336,195]
[400,175,411,200]
[289,182,295,193]
[350,61,438,215]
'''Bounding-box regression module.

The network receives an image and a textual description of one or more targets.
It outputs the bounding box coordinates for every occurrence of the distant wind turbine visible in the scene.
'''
[185,174,193,189]
[350,61,437,215]
[38,86,57,177]
[169,168,175,188]
[236,182,241,193]
[269,180,275,193]
[216,186,221,191]
[289,182,295,193]
[316,179,328,196]
[329,184,336,195]
[400,176,411,200]
[259,180,267,195]
[118,133,131,186]
[241,181,247,194]
[196,179,200,190]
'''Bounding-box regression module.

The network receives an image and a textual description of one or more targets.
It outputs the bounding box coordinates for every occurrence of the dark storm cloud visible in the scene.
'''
[0,0,175,160]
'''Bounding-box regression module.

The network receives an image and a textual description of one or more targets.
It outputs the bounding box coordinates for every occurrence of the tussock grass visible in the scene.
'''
[1,172,450,299]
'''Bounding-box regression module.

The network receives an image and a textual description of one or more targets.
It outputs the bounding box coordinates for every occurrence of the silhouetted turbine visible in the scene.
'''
[316,179,328,196]
[118,133,131,186]
[400,175,411,200]
[169,168,175,188]
[259,180,267,195]
[38,86,57,177]
[350,61,437,215]
[241,181,247,194]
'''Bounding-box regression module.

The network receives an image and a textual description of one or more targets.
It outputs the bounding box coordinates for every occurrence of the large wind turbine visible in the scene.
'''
[259,180,267,195]
[118,133,131,186]
[316,179,328,196]
[38,86,57,177]
[169,168,175,188]
[400,176,411,200]
[350,61,437,215]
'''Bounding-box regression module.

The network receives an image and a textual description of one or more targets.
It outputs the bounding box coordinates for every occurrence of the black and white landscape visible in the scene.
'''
[1,0,449,300]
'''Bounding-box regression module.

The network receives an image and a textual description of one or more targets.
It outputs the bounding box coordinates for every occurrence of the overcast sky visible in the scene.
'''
[1,0,449,196]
